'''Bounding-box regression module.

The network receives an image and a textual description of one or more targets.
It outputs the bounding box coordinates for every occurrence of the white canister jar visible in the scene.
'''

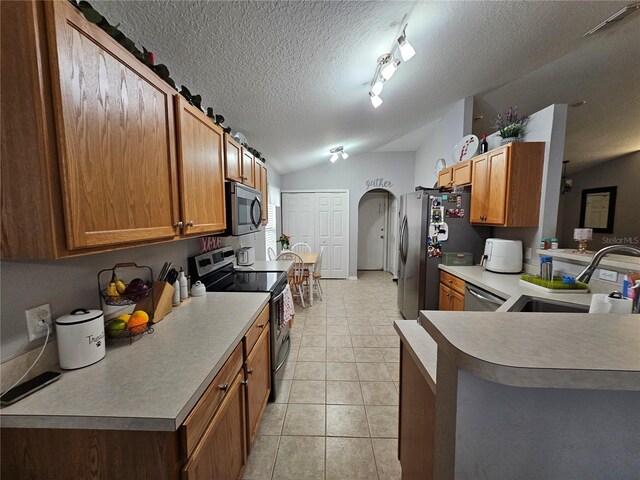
[55,309,106,370]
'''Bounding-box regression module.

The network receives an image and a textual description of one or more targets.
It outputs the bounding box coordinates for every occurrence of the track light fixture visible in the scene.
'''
[329,146,348,163]
[368,23,416,108]
[369,91,383,108]
[397,29,416,62]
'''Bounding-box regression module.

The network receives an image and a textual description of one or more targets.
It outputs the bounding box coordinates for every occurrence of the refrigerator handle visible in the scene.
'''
[399,215,408,263]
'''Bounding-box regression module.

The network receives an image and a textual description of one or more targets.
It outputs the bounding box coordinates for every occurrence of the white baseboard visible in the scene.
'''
[348,276,358,281]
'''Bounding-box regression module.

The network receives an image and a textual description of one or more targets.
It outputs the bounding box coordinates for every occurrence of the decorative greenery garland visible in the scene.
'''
[71,0,266,163]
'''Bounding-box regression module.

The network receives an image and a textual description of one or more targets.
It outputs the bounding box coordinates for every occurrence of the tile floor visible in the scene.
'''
[243,271,403,480]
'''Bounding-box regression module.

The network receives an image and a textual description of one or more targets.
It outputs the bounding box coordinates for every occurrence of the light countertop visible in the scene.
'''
[0,292,269,431]
[396,265,640,392]
[421,311,640,391]
[438,264,593,311]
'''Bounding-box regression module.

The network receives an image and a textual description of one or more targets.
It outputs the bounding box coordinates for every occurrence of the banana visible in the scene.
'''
[115,280,127,295]
[106,282,120,297]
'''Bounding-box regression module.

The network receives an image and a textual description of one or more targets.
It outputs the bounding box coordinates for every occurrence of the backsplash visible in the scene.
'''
[0,239,201,363]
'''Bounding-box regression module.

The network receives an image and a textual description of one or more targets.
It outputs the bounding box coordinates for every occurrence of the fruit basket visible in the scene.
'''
[97,263,154,306]
[105,316,154,345]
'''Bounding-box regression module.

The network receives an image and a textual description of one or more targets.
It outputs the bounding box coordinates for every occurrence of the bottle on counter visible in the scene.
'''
[539,237,548,249]
[179,267,188,301]
[172,280,181,306]
[550,238,559,249]
[540,255,553,281]
[480,134,488,153]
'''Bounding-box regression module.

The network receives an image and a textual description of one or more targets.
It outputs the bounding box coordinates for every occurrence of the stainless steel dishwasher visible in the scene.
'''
[464,284,506,311]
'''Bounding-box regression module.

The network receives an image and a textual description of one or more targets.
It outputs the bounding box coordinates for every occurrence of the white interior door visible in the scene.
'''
[282,191,348,279]
[329,192,348,278]
[315,193,332,278]
[282,193,315,250]
[297,193,315,250]
[358,192,387,270]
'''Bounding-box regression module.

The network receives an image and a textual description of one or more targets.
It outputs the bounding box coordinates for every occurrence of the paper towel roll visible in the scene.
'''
[589,294,633,314]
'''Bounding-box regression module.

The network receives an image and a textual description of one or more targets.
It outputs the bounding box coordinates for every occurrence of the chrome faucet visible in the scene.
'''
[575,245,640,283]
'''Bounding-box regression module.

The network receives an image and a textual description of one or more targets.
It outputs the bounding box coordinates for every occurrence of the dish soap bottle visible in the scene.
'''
[178,268,188,301]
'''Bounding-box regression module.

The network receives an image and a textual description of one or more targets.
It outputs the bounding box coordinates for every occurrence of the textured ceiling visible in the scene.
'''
[91,0,637,174]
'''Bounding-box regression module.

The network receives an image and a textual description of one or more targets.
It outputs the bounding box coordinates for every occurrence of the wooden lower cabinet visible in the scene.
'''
[439,284,465,311]
[399,343,435,479]
[245,324,271,451]
[182,371,246,480]
[439,272,465,311]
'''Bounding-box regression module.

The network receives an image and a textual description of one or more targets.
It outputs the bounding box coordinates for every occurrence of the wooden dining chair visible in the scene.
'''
[267,247,277,261]
[312,248,324,301]
[291,242,311,254]
[276,251,306,308]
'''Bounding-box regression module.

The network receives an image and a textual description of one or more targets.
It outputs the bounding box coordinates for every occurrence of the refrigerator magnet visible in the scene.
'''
[446,208,464,218]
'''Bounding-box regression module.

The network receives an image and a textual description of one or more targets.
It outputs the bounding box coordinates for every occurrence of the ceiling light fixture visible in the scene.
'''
[369,91,383,108]
[381,57,401,80]
[397,29,416,62]
[329,146,348,163]
[370,80,384,96]
[583,3,640,36]
[367,22,417,108]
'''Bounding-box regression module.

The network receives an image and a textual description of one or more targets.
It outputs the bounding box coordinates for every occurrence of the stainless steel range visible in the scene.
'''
[188,247,290,401]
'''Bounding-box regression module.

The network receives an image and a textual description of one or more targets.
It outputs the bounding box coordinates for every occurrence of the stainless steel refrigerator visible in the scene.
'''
[397,190,489,319]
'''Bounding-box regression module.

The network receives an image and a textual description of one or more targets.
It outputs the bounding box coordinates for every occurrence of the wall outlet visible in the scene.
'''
[598,269,618,282]
[25,304,53,342]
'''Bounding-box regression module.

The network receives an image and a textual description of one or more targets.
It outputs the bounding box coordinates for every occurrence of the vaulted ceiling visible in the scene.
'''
[92,1,639,174]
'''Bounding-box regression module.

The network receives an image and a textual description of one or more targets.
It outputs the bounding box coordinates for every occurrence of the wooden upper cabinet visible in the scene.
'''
[224,133,243,183]
[175,97,226,236]
[261,164,269,225]
[45,1,179,250]
[437,167,453,189]
[470,154,489,223]
[241,147,256,188]
[452,160,473,186]
[470,143,544,227]
[254,160,269,225]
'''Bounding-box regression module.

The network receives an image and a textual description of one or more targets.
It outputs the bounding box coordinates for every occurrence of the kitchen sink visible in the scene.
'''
[508,296,589,313]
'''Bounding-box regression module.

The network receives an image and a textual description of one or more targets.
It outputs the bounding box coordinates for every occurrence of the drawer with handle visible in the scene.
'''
[180,342,243,460]
[440,271,465,295]
[244,304,269,357]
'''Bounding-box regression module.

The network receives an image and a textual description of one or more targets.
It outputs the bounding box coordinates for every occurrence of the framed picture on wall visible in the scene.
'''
[579,186,617,233]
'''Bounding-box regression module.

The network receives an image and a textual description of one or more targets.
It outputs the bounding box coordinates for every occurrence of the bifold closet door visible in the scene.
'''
[282,192,348,279]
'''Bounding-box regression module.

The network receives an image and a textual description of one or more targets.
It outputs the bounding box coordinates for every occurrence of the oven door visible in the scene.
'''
[269,282,291,402]
[228,182,262,236]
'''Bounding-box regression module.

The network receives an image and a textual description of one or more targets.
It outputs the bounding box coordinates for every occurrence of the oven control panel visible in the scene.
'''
[190,246,235,279]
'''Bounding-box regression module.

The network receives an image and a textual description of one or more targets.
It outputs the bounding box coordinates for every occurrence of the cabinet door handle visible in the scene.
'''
[186,220,194,227]
[247,369,254,375]
[174,221,183,229]
[241,379,249,386]
[218,383,229,391]
[256,323,264,328]
[448,280,453,284]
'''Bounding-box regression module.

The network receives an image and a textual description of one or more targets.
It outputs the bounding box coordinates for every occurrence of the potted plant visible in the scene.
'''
[494,106,529,145]
[278,234,291,250]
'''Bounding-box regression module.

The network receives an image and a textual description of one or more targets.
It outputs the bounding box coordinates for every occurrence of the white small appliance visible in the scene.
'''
[236,246,255,266]
[483,238,523,273]
[55,308,106,370]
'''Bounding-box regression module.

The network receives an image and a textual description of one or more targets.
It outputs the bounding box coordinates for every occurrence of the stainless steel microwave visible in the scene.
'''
[225,182,262,236]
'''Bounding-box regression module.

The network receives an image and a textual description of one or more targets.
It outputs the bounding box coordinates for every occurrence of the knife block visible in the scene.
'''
[135,282,174,323]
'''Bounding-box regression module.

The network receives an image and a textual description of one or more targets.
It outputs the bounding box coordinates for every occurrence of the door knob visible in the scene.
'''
[174,221,183,229]
[187,220,194,227]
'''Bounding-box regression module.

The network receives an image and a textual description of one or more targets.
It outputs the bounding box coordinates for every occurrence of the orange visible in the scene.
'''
[127,310,149,334]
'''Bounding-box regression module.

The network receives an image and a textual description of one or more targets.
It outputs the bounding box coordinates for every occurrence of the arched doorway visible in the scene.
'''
[357,188,399,278]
